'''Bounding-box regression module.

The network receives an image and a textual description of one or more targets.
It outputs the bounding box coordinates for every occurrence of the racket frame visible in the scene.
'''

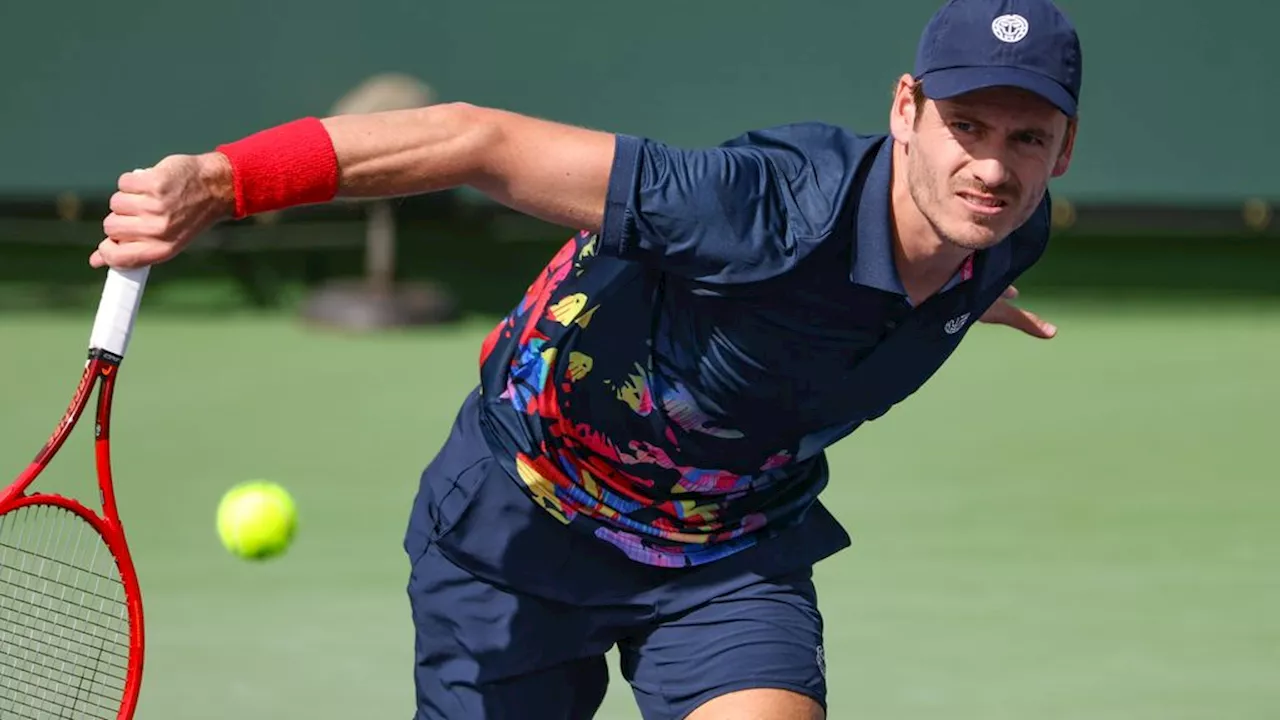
[0,267,150,720]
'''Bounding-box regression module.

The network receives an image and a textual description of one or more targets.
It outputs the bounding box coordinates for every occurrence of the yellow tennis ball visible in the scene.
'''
[216,481,298,560]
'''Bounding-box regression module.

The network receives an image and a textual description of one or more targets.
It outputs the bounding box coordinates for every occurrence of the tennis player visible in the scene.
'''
[94,0,1082,716]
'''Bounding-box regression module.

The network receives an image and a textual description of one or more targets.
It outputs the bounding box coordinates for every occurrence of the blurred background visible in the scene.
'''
[1,0,1277,718]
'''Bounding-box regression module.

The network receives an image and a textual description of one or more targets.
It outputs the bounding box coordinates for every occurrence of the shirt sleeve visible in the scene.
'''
[598,122,864,284]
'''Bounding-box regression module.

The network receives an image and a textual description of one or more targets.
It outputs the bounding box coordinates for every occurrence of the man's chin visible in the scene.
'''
[942,222,1007,251]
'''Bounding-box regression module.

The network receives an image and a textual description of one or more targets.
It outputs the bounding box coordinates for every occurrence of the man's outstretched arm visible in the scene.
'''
[93,103,617,268]
[324,104,615,228]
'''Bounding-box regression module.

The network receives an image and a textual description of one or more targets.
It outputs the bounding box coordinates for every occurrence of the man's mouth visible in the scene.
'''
[957,191,1007,215]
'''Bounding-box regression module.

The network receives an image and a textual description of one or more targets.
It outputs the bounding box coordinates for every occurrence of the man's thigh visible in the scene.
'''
[620,568,827,720]
[408,541,615,720]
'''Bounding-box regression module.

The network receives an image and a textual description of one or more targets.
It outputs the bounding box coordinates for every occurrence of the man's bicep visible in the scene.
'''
[470,108,618,232]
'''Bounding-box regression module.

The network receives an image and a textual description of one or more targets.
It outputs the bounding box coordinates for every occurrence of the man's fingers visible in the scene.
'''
[94,238,165,269]
[117,167,157,195]
[109,191,159,217]
[93,163,195,268]
[981,300,1057,339]
[1003,305,1057,339]
[1002,285,1020,300]
[95,158,213,268]
[102,212,163,239]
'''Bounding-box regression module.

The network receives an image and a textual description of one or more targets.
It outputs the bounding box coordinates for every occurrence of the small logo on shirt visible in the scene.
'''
[816,645,826,678]
[992,14,1029,43]
[945,313,970,335]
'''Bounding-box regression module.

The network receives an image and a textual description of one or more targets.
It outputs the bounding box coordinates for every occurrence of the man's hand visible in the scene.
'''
[91,153,235,269]
[978,285,1057,339]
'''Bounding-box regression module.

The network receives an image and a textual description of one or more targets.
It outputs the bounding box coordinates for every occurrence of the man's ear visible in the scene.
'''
[890,74,920,145]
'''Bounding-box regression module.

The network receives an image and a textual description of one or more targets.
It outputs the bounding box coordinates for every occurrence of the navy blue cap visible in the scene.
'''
[914,0,1082,116]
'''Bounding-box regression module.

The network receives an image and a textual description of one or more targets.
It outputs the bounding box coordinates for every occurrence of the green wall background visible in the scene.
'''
[1,0,1273,202]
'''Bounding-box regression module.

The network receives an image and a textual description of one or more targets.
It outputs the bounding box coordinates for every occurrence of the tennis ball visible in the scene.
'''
[216,481,298,560]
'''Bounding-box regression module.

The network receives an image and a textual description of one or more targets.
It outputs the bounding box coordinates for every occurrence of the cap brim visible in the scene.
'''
[920,66,1077,117]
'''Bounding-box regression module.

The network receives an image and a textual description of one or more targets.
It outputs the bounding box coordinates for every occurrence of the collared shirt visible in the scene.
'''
[477,122,1052,568]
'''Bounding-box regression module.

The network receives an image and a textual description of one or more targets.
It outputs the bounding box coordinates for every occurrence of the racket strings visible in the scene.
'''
[0,553,133,645]
[0,539,123,593]
[0,504,131,719]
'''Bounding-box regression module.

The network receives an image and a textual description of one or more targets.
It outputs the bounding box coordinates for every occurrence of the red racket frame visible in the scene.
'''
[0,348,146,720]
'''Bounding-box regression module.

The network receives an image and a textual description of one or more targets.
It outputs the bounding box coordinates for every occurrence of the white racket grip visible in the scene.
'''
[88,267,151,358]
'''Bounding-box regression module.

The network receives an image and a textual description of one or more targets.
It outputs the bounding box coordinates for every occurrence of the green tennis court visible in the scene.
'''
[2,298,1277,719]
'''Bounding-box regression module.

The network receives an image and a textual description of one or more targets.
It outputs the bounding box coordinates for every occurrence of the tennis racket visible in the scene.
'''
[0,266,151,719]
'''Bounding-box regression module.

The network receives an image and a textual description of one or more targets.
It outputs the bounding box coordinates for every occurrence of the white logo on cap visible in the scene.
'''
[991,14,1029,43]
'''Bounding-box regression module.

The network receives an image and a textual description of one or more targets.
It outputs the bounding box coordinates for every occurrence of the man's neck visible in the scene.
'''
[889,142,972,305]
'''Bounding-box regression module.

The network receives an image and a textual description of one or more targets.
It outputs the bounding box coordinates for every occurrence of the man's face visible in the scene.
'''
[890,78,1076,251]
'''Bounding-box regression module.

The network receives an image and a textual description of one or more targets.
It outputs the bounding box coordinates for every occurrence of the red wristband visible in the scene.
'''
[215,117,340,219]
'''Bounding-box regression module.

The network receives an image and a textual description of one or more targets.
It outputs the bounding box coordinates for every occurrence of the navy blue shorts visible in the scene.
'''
[403,389,850,719]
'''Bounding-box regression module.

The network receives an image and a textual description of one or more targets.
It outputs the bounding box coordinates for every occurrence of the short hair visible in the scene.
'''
[912,80,927,121]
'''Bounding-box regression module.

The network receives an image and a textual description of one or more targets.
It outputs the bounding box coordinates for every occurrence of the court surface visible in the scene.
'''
[2,298,1277,719]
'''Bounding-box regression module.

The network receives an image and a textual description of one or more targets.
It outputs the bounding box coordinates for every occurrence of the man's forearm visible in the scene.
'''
[322,103,497,200]
[203,102,618,232]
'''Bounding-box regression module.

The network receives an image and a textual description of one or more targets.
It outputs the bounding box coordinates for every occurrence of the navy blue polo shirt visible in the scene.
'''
[476,122,1051,568]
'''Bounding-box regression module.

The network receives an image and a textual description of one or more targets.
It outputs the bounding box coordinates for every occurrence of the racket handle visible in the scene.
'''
[89,266,151,358]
